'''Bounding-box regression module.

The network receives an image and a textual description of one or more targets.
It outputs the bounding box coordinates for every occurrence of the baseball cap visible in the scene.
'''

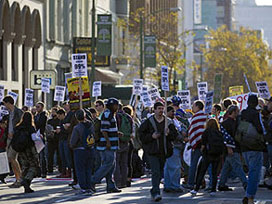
[107,98,119,105]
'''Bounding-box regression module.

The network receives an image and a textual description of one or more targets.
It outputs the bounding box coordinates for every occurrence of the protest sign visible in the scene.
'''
[24,89,34,107]
[64,72,73,97]
[41,78,50,93]
[0,105,9,120]
[197,82,208,101]
[67,76,91,110]
[0,152,10,174]
[229,92,258,110]
[142,85,148,92]
[255,81,270,99]
[7,91,18,104]
[148,88,160,104]
[229,86,243,96]
[72,53,88,78]
[133,79,143,95]
[140,91,152,107]
[0,85,4,102]
[54,86,66,102]
[161,66,169,91]
[205,91,214,114]
[92,81,102,97]
[177,90,191,110]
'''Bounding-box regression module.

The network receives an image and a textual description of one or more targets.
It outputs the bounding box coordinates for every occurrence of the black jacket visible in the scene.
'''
[139,115,177,158]
[34,111,48,135]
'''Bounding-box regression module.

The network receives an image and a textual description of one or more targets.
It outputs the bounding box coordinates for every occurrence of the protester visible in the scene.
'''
[163,106,185,193]
[240,95,266,204]
[95,99,105,118]
[211,104,222,121]
[139,102,178,202]
[47,107,61,174]
[0,115,8,184]
[91,98,122,194]
[70,109,95,195]
[218,105,248,191]
[115,104,133,189]
[34,102,48,178]
[2,96,23,188]
[183,100,206,190]
[190,118,224,196]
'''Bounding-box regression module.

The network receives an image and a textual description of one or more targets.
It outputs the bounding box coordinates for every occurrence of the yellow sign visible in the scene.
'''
[67,76,91,110]
[229,86,244,96]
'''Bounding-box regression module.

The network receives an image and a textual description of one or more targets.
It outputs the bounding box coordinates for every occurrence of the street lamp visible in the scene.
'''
[139,7,182,79]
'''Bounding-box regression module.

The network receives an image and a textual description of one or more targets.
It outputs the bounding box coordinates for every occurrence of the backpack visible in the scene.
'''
[82,122,95,149]
[11,127,33,152]
[206,129,225,155]
[118,113,132,142]
[235,120,265,151]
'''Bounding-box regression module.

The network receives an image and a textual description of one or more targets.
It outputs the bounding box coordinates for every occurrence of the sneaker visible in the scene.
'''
[190,190,197,196]
[152,194,162,202]
[9,181,22,188]
[209,191,216,197]
[107,188,122,193]
[72,184,81,190]
[218,185,233,191]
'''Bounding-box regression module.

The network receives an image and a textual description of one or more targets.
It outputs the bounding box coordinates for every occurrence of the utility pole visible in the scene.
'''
[91,0,96,100]
[140,15,144,79]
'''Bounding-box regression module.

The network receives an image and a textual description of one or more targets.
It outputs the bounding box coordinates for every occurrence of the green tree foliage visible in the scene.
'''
[203,26,272,97]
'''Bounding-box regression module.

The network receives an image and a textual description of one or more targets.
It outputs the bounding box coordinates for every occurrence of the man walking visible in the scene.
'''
[139,102,178,202]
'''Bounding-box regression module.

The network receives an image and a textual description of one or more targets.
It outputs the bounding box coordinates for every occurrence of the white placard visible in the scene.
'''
[142,85,148,92]
[0,152,10,174]
[133,79,143,95]
[197,82,208,101]
[0,85,4,102]
[31,130,45,153]
[41,78,50,93]
[0,106,9,120]
[148,88,161,104]
[177,90,191,110]
[54,86,66,102]
[92,81,102,97]
[194,0,202,24]
[161,66,169,91]
[229,93,258,110]
[7,91,18,104]
[24,88,34,107]
[72,53,88,78]
[256,81,270,99]
[140,91,152,107]
[205,91,214,114]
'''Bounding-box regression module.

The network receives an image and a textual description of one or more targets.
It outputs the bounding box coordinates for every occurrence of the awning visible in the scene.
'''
[93,68,123,85]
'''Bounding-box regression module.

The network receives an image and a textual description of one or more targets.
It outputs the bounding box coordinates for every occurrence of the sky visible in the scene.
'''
[256,0,272,5]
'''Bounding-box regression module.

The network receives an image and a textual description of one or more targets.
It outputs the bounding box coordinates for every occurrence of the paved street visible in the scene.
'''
[1,175,272,204]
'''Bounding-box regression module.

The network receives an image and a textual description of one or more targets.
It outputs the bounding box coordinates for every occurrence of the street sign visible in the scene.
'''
[30,70,56,89]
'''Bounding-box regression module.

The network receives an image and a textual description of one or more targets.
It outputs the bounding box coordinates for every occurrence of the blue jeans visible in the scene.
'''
[148,155,165,196]
[243,151,263,199]
[188,148,201,187]
[164,147,182,190]
[74,148,94,190]
[91,150,116,190]
[59,140,72,169]
[94,148,101,173]
[219,152,247,187]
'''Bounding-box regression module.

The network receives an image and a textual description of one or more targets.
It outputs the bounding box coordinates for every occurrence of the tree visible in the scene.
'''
[203,26,272,97]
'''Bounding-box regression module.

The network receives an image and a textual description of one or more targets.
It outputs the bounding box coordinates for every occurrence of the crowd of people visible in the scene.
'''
[0,93,272,204]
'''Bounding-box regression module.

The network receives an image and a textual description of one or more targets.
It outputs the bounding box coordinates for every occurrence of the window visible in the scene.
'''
[11,43,18,81]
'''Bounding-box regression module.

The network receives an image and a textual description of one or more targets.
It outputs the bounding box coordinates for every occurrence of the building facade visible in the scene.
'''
[0,0,44,107]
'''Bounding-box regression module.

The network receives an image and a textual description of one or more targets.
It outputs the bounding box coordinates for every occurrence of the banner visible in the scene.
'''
[24,89,34,107]
[255,81,270,99]
[194,0,202,24]
[72,53,88,78]
[229,86,243,97]
[197,82,208,101]
[54,86,66,102]
[92,81,102,97]
[213,73,223,103]
[41,78,50,93]
[148,88,160,104]
[144,35,156,68]
[161,66,169,91]
[205,91,214,114]
[133,79,143,95]
[67,76,91,110]
[0,85,4,102]
[7,91,18,104]
[229,93,258,110]
[140,91,152,108]
[177,90,191,110]
[97,14,112,56]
